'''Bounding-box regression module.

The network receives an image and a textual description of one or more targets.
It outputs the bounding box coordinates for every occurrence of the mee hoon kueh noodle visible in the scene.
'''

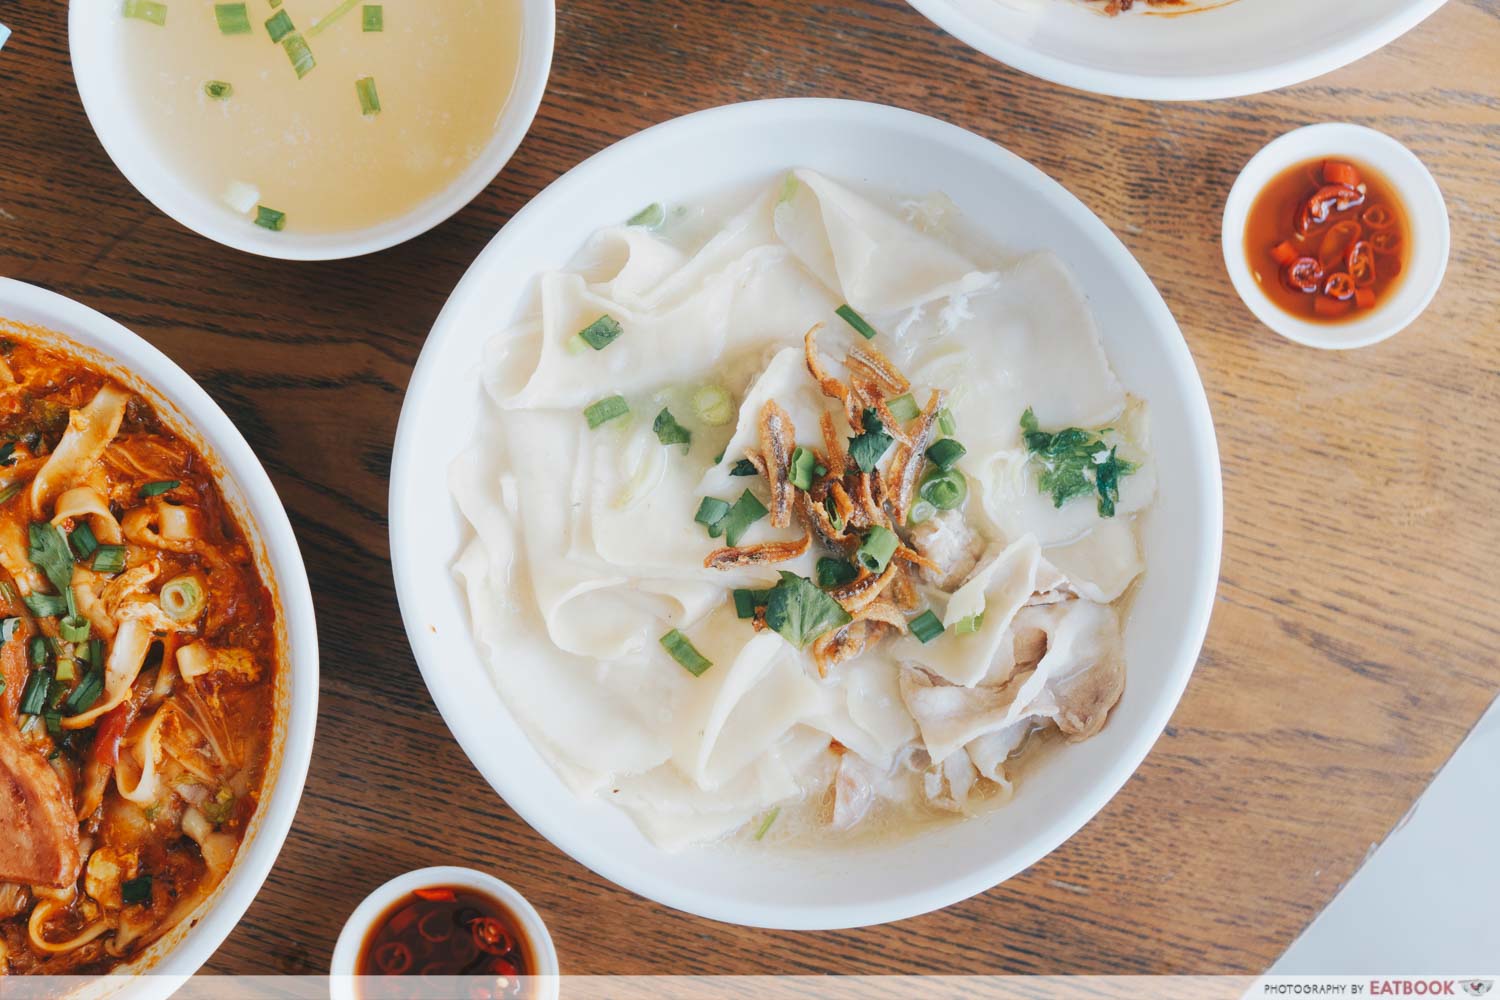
[451,170,1156,850]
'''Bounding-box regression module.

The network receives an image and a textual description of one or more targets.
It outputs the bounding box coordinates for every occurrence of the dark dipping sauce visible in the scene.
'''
[1243,157,1410,323]
[356,886,535,998]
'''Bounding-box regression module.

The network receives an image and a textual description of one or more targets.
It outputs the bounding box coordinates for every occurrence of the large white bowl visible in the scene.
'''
[906,0,1450,100]
[389,99,1223,929]
[67,0,555,260]
[0,279,319,988]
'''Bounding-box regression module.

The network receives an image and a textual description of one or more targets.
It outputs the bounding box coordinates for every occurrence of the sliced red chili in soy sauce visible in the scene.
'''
[357,885,536,999]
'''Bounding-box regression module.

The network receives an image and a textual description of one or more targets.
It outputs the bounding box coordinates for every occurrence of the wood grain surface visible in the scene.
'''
[1,0,1498,978]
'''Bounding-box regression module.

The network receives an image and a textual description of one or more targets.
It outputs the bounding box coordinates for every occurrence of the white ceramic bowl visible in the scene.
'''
[1222,123,1450,350]
[906,0,1450,100]
[0,279,319,990]
[389,98,1223,929]
[330,866,559,999]
[67,0,555,260]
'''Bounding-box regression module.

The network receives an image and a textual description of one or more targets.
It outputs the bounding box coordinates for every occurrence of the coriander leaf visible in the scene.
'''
[848,408,893,473]
[1093,446,1137,518]
[764,571,852,648]
[729,458,759,476]
[1019,409,1136,518]
[27,523,76,616]
[722,490,769,546]
[814,557,858,590]
[652,407,692,450]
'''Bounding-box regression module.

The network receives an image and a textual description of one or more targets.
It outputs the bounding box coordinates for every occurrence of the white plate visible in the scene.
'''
[0,279,319,990]
[389,99,1223,929]
[906,0,1450,100]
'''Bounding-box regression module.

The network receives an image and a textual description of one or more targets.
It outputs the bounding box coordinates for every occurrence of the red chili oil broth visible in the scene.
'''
[356,885,535,998]
[1243,157,1410,324]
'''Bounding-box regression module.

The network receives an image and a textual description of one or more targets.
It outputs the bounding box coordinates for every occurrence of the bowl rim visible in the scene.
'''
[904,0,1451,101]
[65,0,556,261]
[0,277,319,987]
[389,97,1224,929]
[1220,122,1451,351]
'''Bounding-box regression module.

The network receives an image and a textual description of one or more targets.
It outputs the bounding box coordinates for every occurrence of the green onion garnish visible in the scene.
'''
[139,480,180,497]
[28,636,49,666]
[577,315,622,351]
[64,670,104,714]
[836,304,878,340]
[753,806,780,841]
[856,526,898,574]
[660,629,712,677]
[88,638,104,673]
[264,8,294,42]
[18,669,50,715]
[23,593,68,619]
[732,588,772,619]
[814,557,858,590]
[627,203,665,229]
[69,522,99,561]
[955,612,985,635]
[925,438,967,472]
[0,617,19,641]
[306,0,359,36]
[362,4,383,30]
[121,875,153,906]
[213,3,251,34]
[788,446,818,491]
[59,616,90,643]
[919,468,968,511]
[652,408,691,451]
[0,483,21,505]
[583,395,629,429]
[887,394,919,424]
[0,443,13,466]
[729,458,758,477]
[909,610,944,644]
[691,385,733,426]
[938,407,957,437]
[203,81,234,101]
[122,0,168,26]
[721,490,768,547]
[907,500,936,526]
[44,710,63,737]
[54,658,76,683]
[256,205,287,231]
[694,496,731,538]
[91,545,127,574]
[355,75,381,116]
[282,32,316,78]
[824,494,845,531]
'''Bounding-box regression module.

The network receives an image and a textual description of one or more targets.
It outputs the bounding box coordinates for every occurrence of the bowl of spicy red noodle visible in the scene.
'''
[332,866,558,1000]
[1222,123,1450,350]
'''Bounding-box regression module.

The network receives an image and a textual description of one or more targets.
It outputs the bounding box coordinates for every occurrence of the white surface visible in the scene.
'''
[0,279,319,994]
[66,0,555,260]
[1221,123,1450,351]
[389,98,1223,929]
[0,22,10,51]
[1272,693,1500,973]
[905,0,1450,101]
[331,866,559,997]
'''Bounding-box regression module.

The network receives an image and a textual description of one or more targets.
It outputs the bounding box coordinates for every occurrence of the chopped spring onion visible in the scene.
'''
[91,546,127,574]
[652,408,691,451]
[938,407,957,437]
[54,658,76,683]
[0,483,21,505]
[361,4,383,31]
[160,575,206,623]
[577,315,622,351]
[282,32,316,78]
[887,394,920,424]
[255,205,287,231]
[0,443,12,466]
[907,499,937,526]
[824,494,845,531]
[64,670,104,714]
[140,480,180,497]
[909,610,944,644]
[919,467,968,511]
[721,490,768,547]
[729,458,758,477]
[753,806,780,841]
[44,711,63,737]
[627,203,665,229]
[69,521,99,561]
[814,557,857,590]
[122,0,168,26]
[213,3,252,34]
[121,875,153,906]
[732,588,772,620]
[23,593,68,619]
[856,526,898,574]
[788,446,818,491]
[88,638,104,673]
[659,629,712,677]
[848,408,893,474]
[0,617,18,641]
[691,385,733,426]
[18,668,50,715]
[925,438,967,471]
[307,0,359,36]
[584,395,629,429]
[355,75,381,116]
[28,636,49,666]
[955,612,985,635]
[203,80,234,100]
[835,304,878,340]
[264,8,294,41]
[59,616,90,643]
[694,497,731,538]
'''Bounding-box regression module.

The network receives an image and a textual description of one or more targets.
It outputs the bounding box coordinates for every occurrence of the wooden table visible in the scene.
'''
[1,0,1497,977]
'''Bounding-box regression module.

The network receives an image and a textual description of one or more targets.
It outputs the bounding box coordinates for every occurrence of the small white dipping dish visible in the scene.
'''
[66,0,555,261]
[1222,123,1450,350]
[330,866,559,1000]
